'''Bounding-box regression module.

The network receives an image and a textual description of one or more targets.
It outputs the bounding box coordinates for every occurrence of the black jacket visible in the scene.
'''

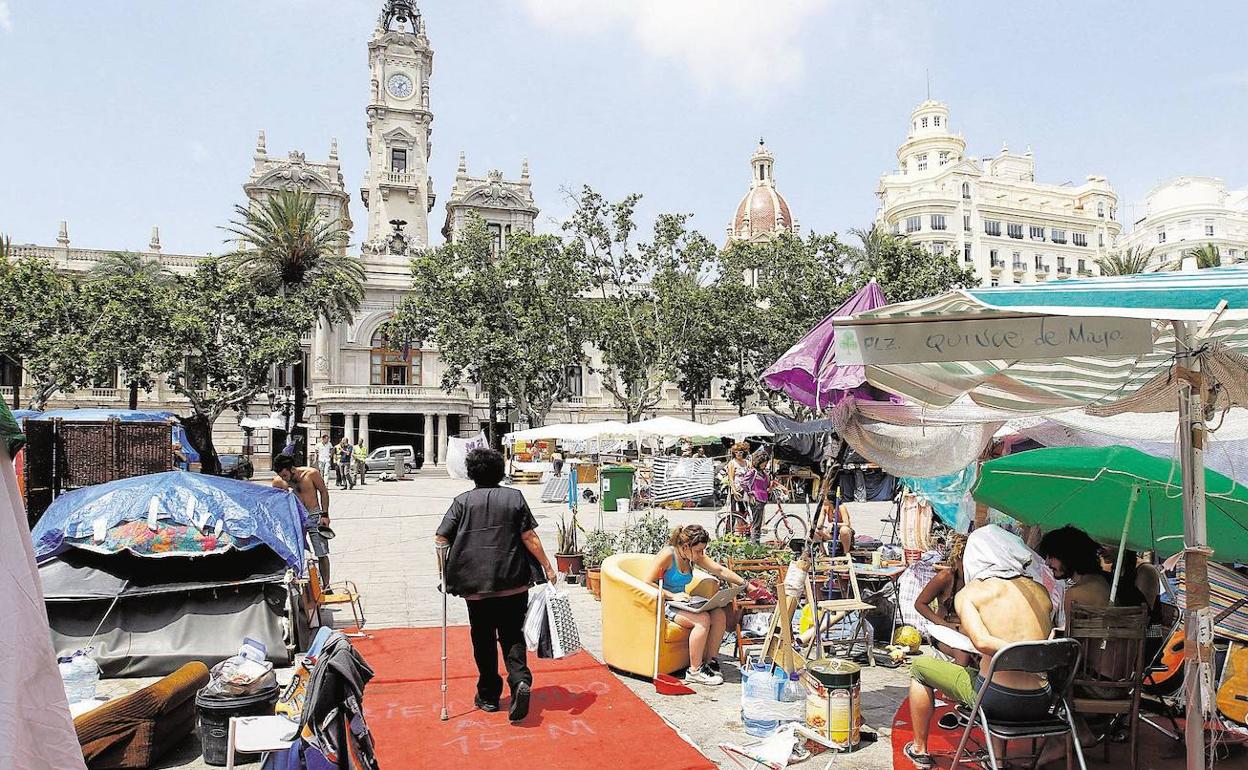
[436,485,539,597]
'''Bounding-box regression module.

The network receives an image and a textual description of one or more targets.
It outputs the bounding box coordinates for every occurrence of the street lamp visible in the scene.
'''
[267,385,299,461]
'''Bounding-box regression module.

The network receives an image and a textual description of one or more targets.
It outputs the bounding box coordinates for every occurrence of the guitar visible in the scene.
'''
[1145,628,1185,691]
[1216,643,1248,725]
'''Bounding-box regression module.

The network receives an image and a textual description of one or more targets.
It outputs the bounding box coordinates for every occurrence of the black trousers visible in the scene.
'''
[465,591,532,703]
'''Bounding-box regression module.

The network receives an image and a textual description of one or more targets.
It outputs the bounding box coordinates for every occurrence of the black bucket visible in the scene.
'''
[195,684,281,766]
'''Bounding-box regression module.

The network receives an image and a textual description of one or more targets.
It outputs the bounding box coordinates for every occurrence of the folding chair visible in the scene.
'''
[225,715,297,770]
[951,638,1086,770]
[805,555,876,666]
[307,562,366,634]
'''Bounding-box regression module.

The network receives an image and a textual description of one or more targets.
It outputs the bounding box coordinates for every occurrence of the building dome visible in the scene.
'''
[728,140,796,244]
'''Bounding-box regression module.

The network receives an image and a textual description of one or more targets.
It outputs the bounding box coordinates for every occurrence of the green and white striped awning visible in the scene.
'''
[836,266,1248,413]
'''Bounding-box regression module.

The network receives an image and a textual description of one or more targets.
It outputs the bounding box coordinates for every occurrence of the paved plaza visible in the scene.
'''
[102,469,906,769]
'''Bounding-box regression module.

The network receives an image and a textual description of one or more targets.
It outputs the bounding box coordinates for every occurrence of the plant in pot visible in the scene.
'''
[555,514,583,582]
[581,529,617,600]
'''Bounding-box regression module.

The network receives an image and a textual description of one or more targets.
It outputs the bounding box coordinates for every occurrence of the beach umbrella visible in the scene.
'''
[761,279,889,410]
[833,264,1248,770]
[973,445,1248,566]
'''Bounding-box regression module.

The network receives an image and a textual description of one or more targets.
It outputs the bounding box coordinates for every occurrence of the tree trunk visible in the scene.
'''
[487,385,498,450]
[293,357,306,461]
[128,381,139,410]
[690,400,696,420]
[182,412,221,475]
[10,385,18,410]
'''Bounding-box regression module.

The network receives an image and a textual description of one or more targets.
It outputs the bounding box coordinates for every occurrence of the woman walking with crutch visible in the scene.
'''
[434,448,557,722]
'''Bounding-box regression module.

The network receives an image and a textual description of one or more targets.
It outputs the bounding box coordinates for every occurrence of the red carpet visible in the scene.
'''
[354,627,716,770]
[891,695,969,768]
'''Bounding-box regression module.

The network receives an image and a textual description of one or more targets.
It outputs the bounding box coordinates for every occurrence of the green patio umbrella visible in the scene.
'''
[973,445,1248,565]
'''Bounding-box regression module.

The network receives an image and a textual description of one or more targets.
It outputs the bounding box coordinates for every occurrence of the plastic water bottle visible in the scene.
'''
[60,651,100,704]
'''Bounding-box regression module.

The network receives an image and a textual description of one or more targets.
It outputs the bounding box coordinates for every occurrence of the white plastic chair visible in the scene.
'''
[224,715,298,769]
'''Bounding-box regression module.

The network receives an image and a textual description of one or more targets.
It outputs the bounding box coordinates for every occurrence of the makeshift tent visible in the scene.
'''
[706,414,771,439]
[33,472,306,677]
[505,421,632,442]
[33,408,200,463]
[0,402,87,770]
[761,279,890,409]
[628,416,715,440]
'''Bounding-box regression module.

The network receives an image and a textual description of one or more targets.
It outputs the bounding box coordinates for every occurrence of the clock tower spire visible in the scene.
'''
[361,0,434,258]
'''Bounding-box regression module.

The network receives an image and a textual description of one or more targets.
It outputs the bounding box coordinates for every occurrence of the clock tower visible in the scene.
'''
[361,0,435,258]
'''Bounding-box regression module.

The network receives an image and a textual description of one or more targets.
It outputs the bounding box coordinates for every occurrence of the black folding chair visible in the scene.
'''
[951,638,1086,770]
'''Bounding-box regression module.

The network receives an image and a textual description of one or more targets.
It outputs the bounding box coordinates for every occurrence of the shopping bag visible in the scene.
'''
[524,586,551,652]
[542,584,583,659]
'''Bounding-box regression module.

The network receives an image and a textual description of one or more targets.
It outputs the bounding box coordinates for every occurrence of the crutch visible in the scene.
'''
[436,542,450,721]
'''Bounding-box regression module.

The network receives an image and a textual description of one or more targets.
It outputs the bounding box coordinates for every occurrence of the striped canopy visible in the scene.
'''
[839,266,1248,413]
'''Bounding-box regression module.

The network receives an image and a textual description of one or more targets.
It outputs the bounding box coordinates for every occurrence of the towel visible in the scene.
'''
[963,524,1039,583]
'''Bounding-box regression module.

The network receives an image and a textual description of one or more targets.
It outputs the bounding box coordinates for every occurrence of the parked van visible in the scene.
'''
[363,445,422,472]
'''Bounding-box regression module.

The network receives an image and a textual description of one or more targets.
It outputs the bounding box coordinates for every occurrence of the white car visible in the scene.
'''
[363,445,421,472]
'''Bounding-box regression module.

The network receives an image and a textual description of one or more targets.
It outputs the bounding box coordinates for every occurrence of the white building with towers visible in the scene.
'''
[875,100,1120,286]
[1119,176,1248,267]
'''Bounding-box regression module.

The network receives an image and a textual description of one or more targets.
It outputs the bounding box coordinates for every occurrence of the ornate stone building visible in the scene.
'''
[726,140,799,246]
[876,100,1120,287]
[1119,176,1248,267]
[441,154,539,246]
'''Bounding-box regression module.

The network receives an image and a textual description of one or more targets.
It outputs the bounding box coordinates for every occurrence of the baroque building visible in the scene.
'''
[875,100,1121,287]
[1119,176,1248,267]
[726,140,799,246]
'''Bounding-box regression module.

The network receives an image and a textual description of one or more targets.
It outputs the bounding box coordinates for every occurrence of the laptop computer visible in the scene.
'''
[666,583,745,614]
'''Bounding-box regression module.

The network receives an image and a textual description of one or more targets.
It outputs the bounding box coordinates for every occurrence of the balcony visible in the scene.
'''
[990,260,1005,274]
[382,170,417,186]
[0,386,13,403]
[557,395,588,406]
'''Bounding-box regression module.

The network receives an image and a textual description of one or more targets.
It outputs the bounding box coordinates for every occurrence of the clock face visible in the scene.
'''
[387,73,414,99]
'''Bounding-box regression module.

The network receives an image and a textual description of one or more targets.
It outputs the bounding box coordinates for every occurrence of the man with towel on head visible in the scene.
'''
[903,525,1055,769]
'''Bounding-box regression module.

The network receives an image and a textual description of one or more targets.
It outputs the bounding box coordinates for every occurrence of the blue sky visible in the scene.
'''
[2,0,1246,255]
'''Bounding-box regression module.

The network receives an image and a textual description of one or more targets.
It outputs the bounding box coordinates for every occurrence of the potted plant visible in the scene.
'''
[581,529,617,600]
[555,514,583,580]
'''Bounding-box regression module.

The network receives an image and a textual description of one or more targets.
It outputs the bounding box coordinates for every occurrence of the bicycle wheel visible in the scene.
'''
[773,514,807,543]
[717,513,750,539]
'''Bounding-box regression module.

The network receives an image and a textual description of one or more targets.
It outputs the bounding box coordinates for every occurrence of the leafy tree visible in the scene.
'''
[0,257,93,409]
[89,251,173,286]
[849,226,977,303]
[1096,245,1154,276]
[158,258,315,474]
[221,188,360,450]
[84,261,174,408]
[1183,242,1222,269]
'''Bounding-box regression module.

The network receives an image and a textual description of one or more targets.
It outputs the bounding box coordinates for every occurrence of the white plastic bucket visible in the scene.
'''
[618,499,631,515]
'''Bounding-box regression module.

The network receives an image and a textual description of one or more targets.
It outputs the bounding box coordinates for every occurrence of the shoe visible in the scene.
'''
[508,682,531,722]
[903,742,934,769]
[705,657,721,674]
[684,665,724,686]
[474,696,499,713]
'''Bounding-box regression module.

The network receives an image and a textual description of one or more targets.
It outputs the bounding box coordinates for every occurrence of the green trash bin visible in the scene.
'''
[600,465,636,512]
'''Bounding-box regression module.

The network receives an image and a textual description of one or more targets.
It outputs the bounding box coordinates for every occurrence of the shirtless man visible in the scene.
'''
[905,526,1054,768]
[272,453,332,588]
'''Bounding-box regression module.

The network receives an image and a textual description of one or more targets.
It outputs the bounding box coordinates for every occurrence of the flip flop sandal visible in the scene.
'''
[317,525,337,539]
[904,742,935,769]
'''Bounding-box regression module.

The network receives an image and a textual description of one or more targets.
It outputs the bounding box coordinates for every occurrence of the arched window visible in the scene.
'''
[370,328,421,386]
[961,182,971,199]
[1097,201,1105,218]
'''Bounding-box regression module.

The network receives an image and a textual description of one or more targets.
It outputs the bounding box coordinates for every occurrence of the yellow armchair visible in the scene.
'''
[600,552,717,677]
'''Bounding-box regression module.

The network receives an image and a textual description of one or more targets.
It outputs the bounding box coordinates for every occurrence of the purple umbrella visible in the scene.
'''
[761,280,889,410]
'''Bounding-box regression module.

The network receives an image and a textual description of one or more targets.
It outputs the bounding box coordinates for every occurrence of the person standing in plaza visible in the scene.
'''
[336,437,355,490]
[353,437,368,486]
[435,448,556,723]
[316,434,334,485]
[271,454,333,589]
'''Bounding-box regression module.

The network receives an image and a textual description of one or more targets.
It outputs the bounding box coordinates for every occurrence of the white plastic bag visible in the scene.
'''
[524,586,551,652]
[543,584,583,659]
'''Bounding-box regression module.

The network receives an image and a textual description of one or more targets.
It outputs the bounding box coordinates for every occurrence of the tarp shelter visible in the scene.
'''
[505,421,632,442]
[32,472,306,677]
[0,402,87,770]
[629,416,716,440]
[33,408,200,463]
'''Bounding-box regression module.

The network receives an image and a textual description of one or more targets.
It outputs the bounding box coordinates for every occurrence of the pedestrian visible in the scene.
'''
[316,434,334,484]
[435,447,557,723]
[336,437,355,490]
[353,437,368,486]
[271,454,333,589]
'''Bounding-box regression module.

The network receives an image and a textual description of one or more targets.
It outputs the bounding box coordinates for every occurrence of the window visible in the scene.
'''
[1231,249,1240,260]
[391,148,407,173]
[990,249,1000,267]
[906,216,921,233]
[916,154,928,172]
[932,242,946,256]
[963,214,971,232]
[931,214,947,231]
[564,366,584,398]
[1012,251,1024,270]
[1050,228,1066,244]
[939,151,950,166]
[964,243,972,262]
[370,329,421,386]
[1098,232,1105,247]
[93,367,118,389]
[921,117,928,128]
[984,220,1001,237]
[758,165,766,181]
[1097,201,1105,218]
[1206,220,1216,237]
[1158,229,1167,244]
[487,222,503,254]
[933,116,942,127]
[1030,225,1046,241]
[1034,254,1045,269]
[1007,223,1024,239]
[891,222,901,235]
[962,182,971,200]
[0,357,20,387]
[1057,257,1066,270]
[1078,259,1087,274]
[990,278,999,287]
[185,356,207,392]
[1072,232,1087,247]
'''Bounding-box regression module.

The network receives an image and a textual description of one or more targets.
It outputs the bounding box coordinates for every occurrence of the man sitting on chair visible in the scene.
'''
[904,525,1054,768]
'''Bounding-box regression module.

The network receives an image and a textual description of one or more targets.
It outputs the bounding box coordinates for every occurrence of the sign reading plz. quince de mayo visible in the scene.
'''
[834,315,1155,365]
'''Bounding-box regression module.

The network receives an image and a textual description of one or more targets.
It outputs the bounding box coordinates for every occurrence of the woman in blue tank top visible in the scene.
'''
[643,524,747,687]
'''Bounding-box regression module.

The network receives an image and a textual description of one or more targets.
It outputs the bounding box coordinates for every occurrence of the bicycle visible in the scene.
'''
[716,487,808,543]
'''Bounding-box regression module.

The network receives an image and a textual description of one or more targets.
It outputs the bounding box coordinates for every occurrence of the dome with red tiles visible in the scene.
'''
[728,140,796,244]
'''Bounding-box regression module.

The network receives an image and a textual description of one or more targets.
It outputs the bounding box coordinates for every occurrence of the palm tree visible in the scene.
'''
[0,233,12,261]
[1095,246,1155,276]
[89,251,172,285]
[1183,242,1222,269]
[221,188,363,455]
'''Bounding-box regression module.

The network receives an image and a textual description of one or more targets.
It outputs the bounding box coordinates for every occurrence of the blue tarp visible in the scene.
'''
[32,471,306,570]
[11,409,41,421]
[32,408,200,463]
